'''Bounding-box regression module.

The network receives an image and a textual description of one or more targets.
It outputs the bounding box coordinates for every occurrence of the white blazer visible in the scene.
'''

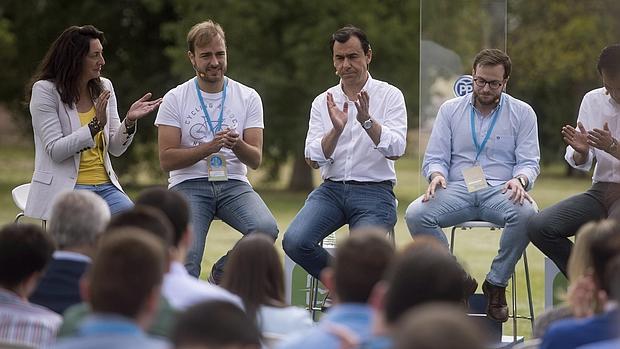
[26,78,135,220]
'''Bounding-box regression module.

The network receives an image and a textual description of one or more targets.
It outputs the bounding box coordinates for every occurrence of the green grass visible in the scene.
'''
[0,144,592,338]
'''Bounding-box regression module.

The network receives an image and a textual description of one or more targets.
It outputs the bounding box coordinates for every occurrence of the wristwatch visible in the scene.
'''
[517,176,528,189]
[362,118,373,130]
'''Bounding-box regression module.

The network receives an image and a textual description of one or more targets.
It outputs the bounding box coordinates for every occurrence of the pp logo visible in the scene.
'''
[453,75,473,97]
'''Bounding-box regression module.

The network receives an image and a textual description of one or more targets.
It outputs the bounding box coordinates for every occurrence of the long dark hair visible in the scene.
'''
[27,25,105,106]
[221,234,285,322]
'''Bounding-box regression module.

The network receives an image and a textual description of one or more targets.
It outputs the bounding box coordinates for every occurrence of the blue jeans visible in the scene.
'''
[171,178,278,278]
[404,182,536,287]
[74,183,133,216]
[283,180,397,279]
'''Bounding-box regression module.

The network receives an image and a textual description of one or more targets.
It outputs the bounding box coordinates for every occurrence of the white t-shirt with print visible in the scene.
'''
[155,77,264,187]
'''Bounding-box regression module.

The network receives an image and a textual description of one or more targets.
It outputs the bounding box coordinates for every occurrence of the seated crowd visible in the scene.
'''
[0,187,619,349]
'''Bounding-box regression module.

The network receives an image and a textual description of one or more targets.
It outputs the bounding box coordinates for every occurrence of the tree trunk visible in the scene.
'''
[288,156,314,192]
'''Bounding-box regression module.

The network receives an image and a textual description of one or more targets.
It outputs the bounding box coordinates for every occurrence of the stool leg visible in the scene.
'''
[524,250,535,330]
[309,275,320,321]
[388,229,395,246]
[450,226,457,253]
[512,272,517,342]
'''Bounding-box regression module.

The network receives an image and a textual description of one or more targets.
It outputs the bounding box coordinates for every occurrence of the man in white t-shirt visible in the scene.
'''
[155,20,278,279]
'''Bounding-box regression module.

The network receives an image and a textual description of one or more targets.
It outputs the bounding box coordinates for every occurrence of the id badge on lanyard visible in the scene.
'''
[195,77,230,181]
[462,99,502,192]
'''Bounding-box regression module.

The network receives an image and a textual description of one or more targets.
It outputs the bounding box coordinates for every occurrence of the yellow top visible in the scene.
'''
[76,107,109,184]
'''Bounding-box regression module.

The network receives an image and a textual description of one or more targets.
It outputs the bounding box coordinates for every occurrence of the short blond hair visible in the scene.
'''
[187,20,225,53]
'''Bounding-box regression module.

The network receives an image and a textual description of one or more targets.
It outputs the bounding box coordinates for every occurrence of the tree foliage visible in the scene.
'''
[508,0,620,163]
[1,0,618,186]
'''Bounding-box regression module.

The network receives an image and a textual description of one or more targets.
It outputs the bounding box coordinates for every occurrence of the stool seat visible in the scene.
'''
[12,183,46,230]
[454,221,502,229]
[12,183,30,211]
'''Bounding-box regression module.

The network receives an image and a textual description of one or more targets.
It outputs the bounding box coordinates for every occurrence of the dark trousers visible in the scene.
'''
[527,182,620,277]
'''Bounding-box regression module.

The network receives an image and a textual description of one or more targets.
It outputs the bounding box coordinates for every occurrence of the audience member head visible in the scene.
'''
[589,219,620,295]
[172,300,261,349]
[48,190,110,253]
[136,187,190,248]
[322,228,394,304]
[567,221,601,282]
[381,237,467,326]
[86,228,167,325]
[107,206,174,250]
[0,224,54,296]
[221,234,285,321]
[393,303,485,349]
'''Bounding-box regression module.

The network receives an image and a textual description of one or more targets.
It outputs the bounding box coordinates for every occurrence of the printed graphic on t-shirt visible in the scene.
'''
[184,102,239,146]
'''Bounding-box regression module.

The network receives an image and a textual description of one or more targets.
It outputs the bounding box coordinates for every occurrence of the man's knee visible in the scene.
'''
[252,217,279,240]
[405,198,431,234]
[526,212,551,242]
[282,226,315,257]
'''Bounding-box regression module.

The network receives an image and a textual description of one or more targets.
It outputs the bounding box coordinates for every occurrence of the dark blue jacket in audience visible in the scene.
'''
[30,257,89,314]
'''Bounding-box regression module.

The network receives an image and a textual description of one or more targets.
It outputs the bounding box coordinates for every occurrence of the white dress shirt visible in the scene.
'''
[565,88,620,183]
[162,261,243,311]
[53,250,92,263]
[304,74,407,183]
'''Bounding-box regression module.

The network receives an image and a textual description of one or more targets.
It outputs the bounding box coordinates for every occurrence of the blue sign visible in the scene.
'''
[453,75,473,97]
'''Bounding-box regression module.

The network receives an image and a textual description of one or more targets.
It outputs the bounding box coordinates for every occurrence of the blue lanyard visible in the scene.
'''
[470,96,503,161]
[194,77,228,135]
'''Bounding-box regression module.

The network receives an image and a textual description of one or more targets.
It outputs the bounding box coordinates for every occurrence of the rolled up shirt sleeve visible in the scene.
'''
[422,104,451,182]
[511,105,541,190]
[375,89,407,158]
[304,95,330,166]
[565,145,593,171]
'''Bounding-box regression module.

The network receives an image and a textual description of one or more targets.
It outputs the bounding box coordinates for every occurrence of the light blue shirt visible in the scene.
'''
[51,314,170,349]
[578,339,620,349]
[423,92,540,189]
[276,303,374,349]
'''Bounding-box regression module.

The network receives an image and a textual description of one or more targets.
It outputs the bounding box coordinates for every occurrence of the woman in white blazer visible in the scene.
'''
[26,25,162,220]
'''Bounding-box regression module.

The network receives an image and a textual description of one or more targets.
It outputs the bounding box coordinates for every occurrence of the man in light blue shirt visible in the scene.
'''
[405,49,540,323]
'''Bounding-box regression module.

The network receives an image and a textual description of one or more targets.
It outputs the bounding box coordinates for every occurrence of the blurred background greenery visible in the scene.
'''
[0,0,617,338]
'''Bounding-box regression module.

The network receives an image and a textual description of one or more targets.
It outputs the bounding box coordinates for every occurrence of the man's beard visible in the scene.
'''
[474,91,500,106]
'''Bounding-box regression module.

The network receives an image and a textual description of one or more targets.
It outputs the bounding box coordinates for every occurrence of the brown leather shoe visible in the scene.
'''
[482,280,509,322]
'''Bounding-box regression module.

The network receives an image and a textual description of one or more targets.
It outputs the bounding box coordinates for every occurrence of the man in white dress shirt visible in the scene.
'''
[283,25,407,279]
[528,44,620,276]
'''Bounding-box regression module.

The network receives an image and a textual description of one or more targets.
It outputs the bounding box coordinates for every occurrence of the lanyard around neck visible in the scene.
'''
[470,96,503,161]
[194,77,228,135]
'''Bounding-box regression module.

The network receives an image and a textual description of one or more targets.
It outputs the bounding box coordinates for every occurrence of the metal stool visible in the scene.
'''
[12,183,46,229]
[451,221,534,342]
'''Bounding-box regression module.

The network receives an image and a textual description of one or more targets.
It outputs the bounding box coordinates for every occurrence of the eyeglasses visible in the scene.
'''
[473,78,503,89]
